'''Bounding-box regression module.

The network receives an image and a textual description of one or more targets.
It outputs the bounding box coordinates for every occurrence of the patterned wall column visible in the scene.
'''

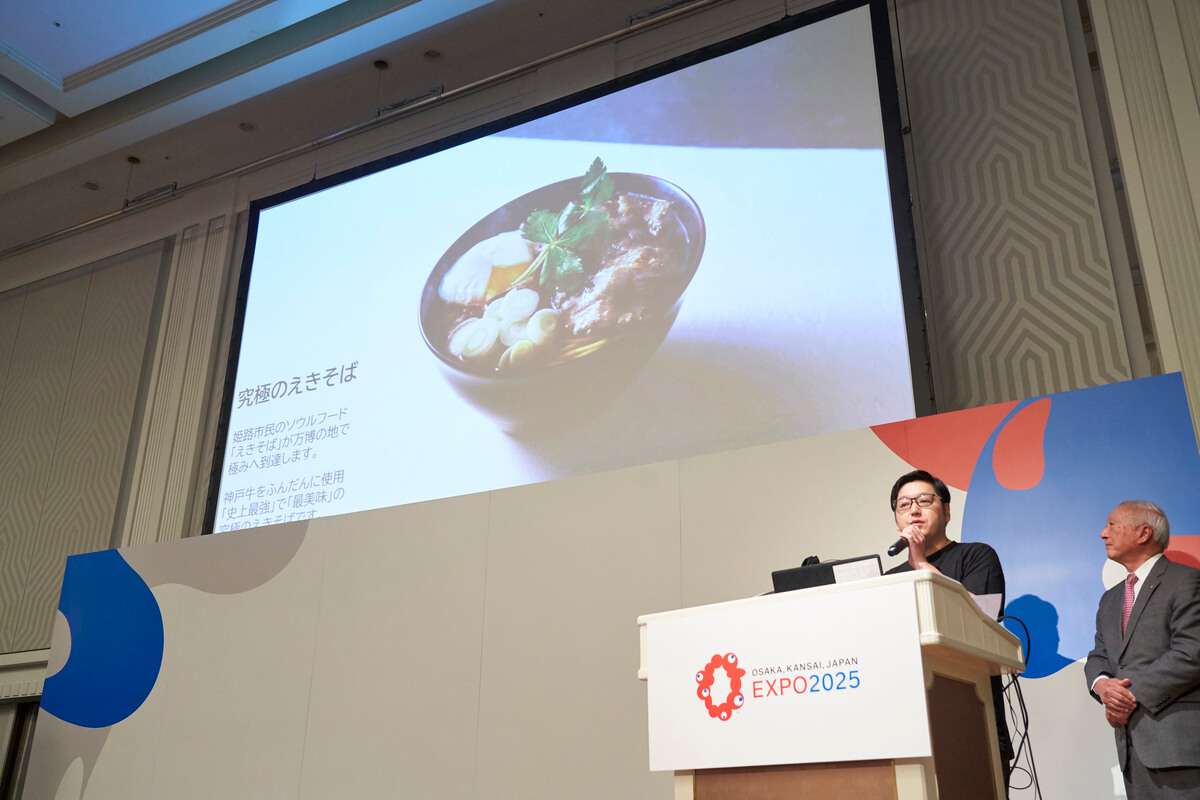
[896,0,1132,411]
[1088,0,1200,431]
[0,243,165,650]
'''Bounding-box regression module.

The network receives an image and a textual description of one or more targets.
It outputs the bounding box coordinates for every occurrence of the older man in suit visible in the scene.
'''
[1085,500,1200,798]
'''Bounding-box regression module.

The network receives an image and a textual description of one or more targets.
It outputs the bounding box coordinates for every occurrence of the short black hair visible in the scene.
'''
[890,469,951,511]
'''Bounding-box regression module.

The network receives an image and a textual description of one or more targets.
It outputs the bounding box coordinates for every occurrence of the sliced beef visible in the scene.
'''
[559,245,672,335]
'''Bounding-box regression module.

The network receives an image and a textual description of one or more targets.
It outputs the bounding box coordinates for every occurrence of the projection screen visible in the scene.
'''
[206,0,929,533]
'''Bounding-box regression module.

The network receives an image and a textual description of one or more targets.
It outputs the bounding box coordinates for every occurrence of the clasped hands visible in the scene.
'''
[1095,676,1138,727]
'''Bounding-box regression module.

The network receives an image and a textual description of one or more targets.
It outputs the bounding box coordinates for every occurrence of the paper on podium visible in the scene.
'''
[972,593,1002,621]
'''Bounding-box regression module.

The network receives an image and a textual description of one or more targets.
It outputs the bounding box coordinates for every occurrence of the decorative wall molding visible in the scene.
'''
[124,214,234,547]
[165,215,231,541]
[0,650,46,701]
[1179,0,1200,102]
[1089,0,1200,431]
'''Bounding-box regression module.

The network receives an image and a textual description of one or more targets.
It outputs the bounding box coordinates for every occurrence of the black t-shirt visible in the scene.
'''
[886,540,1006,613]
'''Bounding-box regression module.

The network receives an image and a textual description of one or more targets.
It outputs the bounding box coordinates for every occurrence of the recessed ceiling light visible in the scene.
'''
[373,59,390,71]
[126,155,141,165]
[238,121,257,132]
[82,181,100,191]
[424,50,442,61]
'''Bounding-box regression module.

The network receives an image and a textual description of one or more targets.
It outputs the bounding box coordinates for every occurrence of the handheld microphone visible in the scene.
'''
[887,537,908,557]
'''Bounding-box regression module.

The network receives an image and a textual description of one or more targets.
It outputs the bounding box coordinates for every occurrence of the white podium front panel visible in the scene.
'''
[643,580,930,771]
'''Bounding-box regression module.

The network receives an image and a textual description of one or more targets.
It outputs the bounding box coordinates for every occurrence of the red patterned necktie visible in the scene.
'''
[1122,573,1138,634]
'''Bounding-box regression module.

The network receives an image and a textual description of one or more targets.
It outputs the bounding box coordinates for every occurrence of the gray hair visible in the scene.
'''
[1120,500,1170,549]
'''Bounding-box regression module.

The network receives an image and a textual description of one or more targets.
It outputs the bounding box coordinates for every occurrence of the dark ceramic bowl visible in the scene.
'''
[419,172,705,433]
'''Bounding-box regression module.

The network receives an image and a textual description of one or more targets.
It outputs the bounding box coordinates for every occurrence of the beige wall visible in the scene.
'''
[26,410,1139,798]
[19,427,954,799]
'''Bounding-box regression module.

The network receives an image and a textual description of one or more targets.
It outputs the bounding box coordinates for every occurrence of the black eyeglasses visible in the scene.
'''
[895,493,939,512]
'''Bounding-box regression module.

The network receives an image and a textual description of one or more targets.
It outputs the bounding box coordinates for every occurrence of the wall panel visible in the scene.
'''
[0,290,22,405]
[301,496,492,799]
[476,463,681,799]
[897,0,1131,410]
[0,271,90,653]
[0,241,164,654]
[679,426,915,608]
[10,242,165,650]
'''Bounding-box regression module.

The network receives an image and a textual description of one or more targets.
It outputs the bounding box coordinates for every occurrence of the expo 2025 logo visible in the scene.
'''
[696,652,746,721]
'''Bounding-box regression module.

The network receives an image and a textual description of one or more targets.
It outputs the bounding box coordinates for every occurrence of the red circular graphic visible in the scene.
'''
[695,652,746,721]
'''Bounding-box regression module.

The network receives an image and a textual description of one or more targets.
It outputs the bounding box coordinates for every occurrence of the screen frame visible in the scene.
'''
[201,0,932,534]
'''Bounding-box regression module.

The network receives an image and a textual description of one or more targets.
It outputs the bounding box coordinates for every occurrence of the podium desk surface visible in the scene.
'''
[637,570,1024,681]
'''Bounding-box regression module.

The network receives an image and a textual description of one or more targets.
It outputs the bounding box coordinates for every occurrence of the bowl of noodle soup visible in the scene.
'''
[419,164,704,433]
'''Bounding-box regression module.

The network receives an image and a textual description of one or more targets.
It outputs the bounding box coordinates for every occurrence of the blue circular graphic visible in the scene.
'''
[42,549,164,728]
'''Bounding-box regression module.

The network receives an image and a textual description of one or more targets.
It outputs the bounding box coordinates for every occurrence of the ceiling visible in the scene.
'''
[0,0,656,253]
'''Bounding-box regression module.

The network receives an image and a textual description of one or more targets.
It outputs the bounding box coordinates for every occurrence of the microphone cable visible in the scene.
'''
[998,613,1042,799]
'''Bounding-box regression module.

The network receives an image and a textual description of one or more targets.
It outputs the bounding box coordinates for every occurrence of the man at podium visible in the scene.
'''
[884,469,1015,793]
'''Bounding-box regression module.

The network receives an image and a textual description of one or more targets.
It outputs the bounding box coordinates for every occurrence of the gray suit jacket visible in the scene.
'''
[1084,556,1200,770]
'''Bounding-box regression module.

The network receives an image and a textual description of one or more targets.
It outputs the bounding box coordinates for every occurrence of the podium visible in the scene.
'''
[637,571,1023,799]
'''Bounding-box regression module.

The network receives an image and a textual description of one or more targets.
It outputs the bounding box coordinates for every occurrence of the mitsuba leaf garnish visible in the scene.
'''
[579,158,615,211]
[517,158,614,293]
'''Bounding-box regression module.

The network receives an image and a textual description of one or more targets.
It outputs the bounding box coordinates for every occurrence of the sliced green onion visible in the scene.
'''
[525,308,560,346]
[497,339,536,370]
[448,317,500,360]
[500,320,527,347]
[499,288,540,322]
